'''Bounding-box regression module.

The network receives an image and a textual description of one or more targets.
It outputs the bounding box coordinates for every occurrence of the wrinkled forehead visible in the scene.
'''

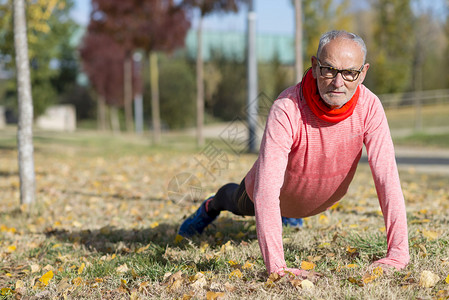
[319,38,365,66]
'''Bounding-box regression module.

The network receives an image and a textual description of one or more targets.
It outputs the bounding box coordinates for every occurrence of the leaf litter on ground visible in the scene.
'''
[0,132,449,299]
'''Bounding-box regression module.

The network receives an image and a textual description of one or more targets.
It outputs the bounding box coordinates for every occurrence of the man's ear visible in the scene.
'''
[311,56,318,79]
[358,63,370,84]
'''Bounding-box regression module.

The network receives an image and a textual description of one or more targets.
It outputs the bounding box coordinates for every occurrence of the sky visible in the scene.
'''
[70,0,447,36]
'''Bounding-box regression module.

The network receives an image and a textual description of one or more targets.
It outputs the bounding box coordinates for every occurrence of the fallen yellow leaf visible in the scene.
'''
[318,242,330,248]
[229,269,243,279]
[191,274,207,290]
[56,278,71,292]
[419,270,440,288]
[289,278,302,289]
[206,291,225,300]
[78,263,85,274]
[220,241,233,253]
[174,234,184,244]
[330,202,340,210]
[38,270,54,286]
[6,245,16,253]
[188,272,204,282]
[242,261,254,270]
[301,261,316,270]
[136,244,151,253]
[446,274,449,284]
[130,291,140,300]
[0,288,13,296]
[30,264,40,273]
[72,277,83,286]
[346,246,357,254]
[410,219,430,224]
[318,214,329,225]
[116,263,129,273]
[301,279,314,289]
[362,266,383,284]
[200,242,209,253]
[422,230,439,240]
[15,280,25,289]
[228,260,239,266]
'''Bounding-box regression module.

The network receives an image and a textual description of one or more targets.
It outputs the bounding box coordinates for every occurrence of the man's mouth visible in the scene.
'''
[328,90,345,96]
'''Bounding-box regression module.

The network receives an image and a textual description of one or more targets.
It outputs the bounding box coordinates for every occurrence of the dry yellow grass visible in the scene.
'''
[0,129,448,299]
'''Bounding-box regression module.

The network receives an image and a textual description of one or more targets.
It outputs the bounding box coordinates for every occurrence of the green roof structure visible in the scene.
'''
[185,30,295,64]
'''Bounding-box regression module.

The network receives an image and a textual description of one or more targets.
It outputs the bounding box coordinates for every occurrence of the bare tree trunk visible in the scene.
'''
[14,0,35,205]
[149,51,161,144]
[247,0,258,153]
[196,16,205,147]
[294,0,303,83]
[109,105,120,135]
[123,55,134,132]
[97,95,108,131]
[133,52,144,134]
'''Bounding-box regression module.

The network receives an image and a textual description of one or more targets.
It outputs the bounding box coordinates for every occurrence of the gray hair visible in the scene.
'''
[316,30,367,63]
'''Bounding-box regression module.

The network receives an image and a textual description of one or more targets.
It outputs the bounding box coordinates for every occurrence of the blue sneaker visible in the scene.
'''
[282,217,303,228]
[178,196,218,237]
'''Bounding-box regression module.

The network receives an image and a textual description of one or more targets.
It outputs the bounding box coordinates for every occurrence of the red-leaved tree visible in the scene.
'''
[79,30,125,133]
[88,0,190,140]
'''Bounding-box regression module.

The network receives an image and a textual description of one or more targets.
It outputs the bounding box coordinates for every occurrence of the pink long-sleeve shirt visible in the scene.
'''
[245,83,409,275]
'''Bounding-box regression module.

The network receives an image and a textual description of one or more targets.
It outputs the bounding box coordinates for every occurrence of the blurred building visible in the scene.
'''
[185,30,295,64]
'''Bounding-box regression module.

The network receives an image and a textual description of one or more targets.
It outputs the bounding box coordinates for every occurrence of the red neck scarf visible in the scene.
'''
[300,68,359,123]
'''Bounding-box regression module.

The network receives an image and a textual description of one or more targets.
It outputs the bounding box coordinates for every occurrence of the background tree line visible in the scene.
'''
[0,0,448,136]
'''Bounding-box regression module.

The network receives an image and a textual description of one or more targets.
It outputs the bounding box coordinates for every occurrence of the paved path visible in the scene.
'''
[182,122,449,175]
[361,146,449,175]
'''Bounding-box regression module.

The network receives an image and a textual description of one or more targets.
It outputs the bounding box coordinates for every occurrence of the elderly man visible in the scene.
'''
[178,30,409,277]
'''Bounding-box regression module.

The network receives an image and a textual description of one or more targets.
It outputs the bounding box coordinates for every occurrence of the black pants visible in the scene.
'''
[207,178,255,217]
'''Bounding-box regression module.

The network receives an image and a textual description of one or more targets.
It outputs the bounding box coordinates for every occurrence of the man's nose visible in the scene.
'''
[331,73,345,87]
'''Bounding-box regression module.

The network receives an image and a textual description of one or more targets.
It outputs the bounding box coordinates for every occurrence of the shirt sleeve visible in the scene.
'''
[253,99,295,275]
[363,98,410,270]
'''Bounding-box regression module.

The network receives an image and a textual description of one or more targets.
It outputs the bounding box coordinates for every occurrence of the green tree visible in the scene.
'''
[444,4,449,89]
[368,0,414,94]
[0,0,77,117]
[156,55,196,129]
[208,50,247,121]
[302,0,352,65]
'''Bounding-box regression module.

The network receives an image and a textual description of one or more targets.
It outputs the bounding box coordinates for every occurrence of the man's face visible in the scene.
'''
[311,37,369,109]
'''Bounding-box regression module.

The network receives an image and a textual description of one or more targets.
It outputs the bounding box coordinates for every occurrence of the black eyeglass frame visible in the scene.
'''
[316,58,364,82]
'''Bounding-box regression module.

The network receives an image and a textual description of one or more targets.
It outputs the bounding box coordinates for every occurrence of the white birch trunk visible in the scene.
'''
[294,0,303,83]
[14,0,35,205]
[196,16,204,147]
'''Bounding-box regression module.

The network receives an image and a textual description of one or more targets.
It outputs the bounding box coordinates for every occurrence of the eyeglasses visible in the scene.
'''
[316,59,364,82]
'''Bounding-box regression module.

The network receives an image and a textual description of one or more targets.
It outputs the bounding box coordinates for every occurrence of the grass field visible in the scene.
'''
[0,125,449,299]
[385,104,449,131]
